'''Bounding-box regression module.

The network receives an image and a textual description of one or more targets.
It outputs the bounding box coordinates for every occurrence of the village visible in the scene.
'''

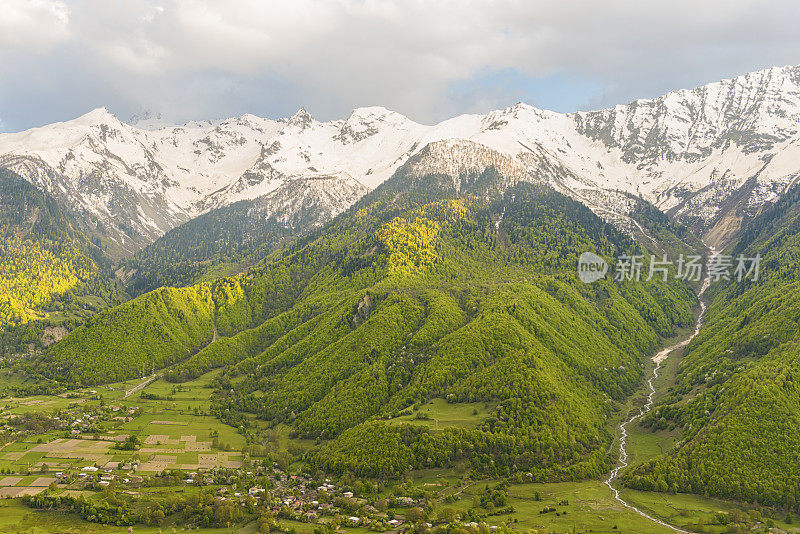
[0,379,502,533]
[1,364,777,534]
[26,463,431,531]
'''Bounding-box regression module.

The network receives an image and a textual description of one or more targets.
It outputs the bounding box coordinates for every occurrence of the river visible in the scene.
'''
[603,278,711,532]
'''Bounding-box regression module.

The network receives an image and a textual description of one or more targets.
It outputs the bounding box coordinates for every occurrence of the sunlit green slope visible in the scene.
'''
[35,158,695,480]
[0,169,119,342]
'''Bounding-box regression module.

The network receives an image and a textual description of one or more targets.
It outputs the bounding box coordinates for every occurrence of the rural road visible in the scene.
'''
[123,374,160,399]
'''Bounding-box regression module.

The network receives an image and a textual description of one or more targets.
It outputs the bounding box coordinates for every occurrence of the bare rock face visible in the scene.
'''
[352,294,373,328]
[42,325,69,347]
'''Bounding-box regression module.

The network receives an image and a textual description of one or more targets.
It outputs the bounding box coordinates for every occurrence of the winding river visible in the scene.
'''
[603,278,711,532]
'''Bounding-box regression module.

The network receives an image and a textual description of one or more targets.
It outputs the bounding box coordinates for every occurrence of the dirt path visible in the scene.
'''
[603,278,710,532]
[123,374,160,399]
[124,311,216,400]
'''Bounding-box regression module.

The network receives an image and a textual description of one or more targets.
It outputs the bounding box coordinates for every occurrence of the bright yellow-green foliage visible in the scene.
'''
[42,285,215,384]
[379,200,470,276]
[212,277,252,336]
[37,172,696,481]
[0,295,33,327]
[0,169,116,332]
[380,213,441,275]
[0,235,88,326]
[166,305,309,382]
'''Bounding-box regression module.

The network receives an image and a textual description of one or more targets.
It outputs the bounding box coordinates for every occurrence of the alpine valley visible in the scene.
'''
[2,65,800,533]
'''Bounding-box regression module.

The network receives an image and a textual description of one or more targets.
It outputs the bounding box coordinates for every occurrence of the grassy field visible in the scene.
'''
[423,478,674,533]
[420,477,800,533]
[0,372,245,476]
[76,296,109,308]
[389,398,495,429]
[621,488,799,533]
[621,340,685,469]
[3,345,798,534]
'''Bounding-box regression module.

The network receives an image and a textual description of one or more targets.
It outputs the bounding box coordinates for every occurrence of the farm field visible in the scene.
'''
[0,371,245,482]
[3,364,797,534]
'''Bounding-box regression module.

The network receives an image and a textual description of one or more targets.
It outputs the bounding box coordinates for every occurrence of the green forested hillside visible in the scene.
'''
[40,285,216,383]
[623,181,800,511]
[124,181,365,295]
[0,169,119,340]
[629,197,706,260]
[35,162,696,481]
[123,199,299,295]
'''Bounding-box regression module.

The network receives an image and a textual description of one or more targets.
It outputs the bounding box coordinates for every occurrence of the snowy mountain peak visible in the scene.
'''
[4,64,800,257]
[573,64,800,164]
[335,106,414,145]
[75,106,119,126]
[503,102,543,116]
[346,106,404,122]
[287,108,315,129]
[480,102,554,130]
[236,113,265,124]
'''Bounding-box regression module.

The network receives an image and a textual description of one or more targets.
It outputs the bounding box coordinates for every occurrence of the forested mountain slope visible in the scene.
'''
[0,169,119,339]
[623,180,800,511]
[32,156,697,480]
[124,174,368,295]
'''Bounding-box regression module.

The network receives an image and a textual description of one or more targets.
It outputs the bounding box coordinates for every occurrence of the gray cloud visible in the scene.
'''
[1,0,799,132]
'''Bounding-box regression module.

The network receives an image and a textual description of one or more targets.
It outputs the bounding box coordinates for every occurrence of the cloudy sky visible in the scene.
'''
[1,0,799,132]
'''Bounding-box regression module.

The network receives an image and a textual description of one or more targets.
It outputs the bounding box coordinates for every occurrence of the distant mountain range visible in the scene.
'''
[9,65,800,516]
[2,65,799,262]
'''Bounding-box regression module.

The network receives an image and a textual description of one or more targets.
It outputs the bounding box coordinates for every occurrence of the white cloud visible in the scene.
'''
[1,0,799,130]
[0,0,70,52]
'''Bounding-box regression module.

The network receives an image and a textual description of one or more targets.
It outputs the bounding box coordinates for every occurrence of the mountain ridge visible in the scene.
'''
[29,159,697,482]
[2,64,800,262]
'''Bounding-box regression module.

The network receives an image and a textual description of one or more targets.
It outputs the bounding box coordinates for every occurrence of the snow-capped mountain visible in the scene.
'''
[2,65,800,257]
[127,110,175,131]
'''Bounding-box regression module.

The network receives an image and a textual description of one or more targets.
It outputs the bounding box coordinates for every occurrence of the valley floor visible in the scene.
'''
[0,342,796,534]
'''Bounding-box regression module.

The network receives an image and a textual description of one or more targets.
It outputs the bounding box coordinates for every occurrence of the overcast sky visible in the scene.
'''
[1,0,799,132]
